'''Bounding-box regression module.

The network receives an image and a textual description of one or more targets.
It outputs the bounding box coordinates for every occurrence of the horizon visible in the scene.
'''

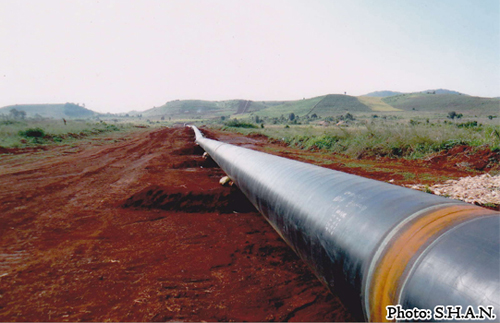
[1,0,499,113]
[1,88,495,115]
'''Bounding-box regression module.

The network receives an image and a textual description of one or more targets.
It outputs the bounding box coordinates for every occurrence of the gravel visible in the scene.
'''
[407,173,500,206]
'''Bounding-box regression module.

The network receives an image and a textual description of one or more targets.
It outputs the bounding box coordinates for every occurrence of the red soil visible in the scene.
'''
[0,127,352,322]
[0,126,496,321]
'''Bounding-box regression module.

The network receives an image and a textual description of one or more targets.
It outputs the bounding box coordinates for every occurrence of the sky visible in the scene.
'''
[1,0,499,113]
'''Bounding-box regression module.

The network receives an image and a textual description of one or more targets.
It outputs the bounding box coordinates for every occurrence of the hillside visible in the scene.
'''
[357,96,402,112]
[140,91,499,119]
[144,95,376,119]
[382,93,500,115]
[143,100,269,118]
[252,96,325,117]
[0,103,96,119]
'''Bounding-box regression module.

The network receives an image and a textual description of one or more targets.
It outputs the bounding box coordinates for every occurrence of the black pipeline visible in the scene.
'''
[189,126,499,322]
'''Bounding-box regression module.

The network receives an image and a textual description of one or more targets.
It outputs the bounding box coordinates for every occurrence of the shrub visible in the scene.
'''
[224,119,258,128]
[456,121,480,129]
[19,127,45,138]
[1,120,21,126]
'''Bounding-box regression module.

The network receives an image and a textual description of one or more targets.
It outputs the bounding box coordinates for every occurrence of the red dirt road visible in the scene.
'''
[1,126,496,322]
[0,127,352,322]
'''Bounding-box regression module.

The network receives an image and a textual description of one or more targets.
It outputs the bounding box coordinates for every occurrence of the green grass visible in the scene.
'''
[382,93,500,115]
[0,119,136,149]
[219,121,500,160]
[222,119,259,129]
[402,172,416,180]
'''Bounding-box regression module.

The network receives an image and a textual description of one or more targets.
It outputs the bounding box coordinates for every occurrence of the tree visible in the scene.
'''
[288,113,295,121]
[9,108,26,120]
[447,111,457,119]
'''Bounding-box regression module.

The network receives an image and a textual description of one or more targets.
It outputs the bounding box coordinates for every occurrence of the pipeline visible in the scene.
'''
[189,126,500,322]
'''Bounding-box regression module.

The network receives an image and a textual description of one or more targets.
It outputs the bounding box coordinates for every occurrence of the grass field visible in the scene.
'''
[218,117,500,160]
[0,119,137,148]
[382,93,500,115]
[3,93,498,162]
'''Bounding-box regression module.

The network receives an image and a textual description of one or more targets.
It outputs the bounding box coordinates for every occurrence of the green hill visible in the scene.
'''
[145,95,375,119]
[143,99,270,118]
[138,90,499,120]
[0,103,96,119]
[238,95,374,118]
[382,93,499,115]
[309,94,372,114]
[252,97,325,117]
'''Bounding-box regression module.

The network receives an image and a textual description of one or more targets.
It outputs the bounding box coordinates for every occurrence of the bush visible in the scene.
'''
[456,121,480,129]
[224,119,257,128]
[19,127,45,138]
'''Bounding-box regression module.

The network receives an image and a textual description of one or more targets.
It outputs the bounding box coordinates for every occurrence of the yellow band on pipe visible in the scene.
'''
[369,204,497,322]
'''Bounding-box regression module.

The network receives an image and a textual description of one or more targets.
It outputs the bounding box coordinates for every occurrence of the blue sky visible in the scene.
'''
[1,0,498,113]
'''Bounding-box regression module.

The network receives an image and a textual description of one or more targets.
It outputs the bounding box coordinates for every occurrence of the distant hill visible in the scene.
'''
[306,94,371,114]
[0,103,97,119]
[142,100,269,118]
[420,89,466,95]
[363,91,403,97]
[142,95,377,119]
[254,95,373,118]
[364,89,466,97]
[139,91,499,119]
[382,93,499,115]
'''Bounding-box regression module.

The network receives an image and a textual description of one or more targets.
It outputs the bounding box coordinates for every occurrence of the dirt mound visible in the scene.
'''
[247,132,270,141]
[0,145,47,155]
[425,145,499,171]
[122,184,256,213]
